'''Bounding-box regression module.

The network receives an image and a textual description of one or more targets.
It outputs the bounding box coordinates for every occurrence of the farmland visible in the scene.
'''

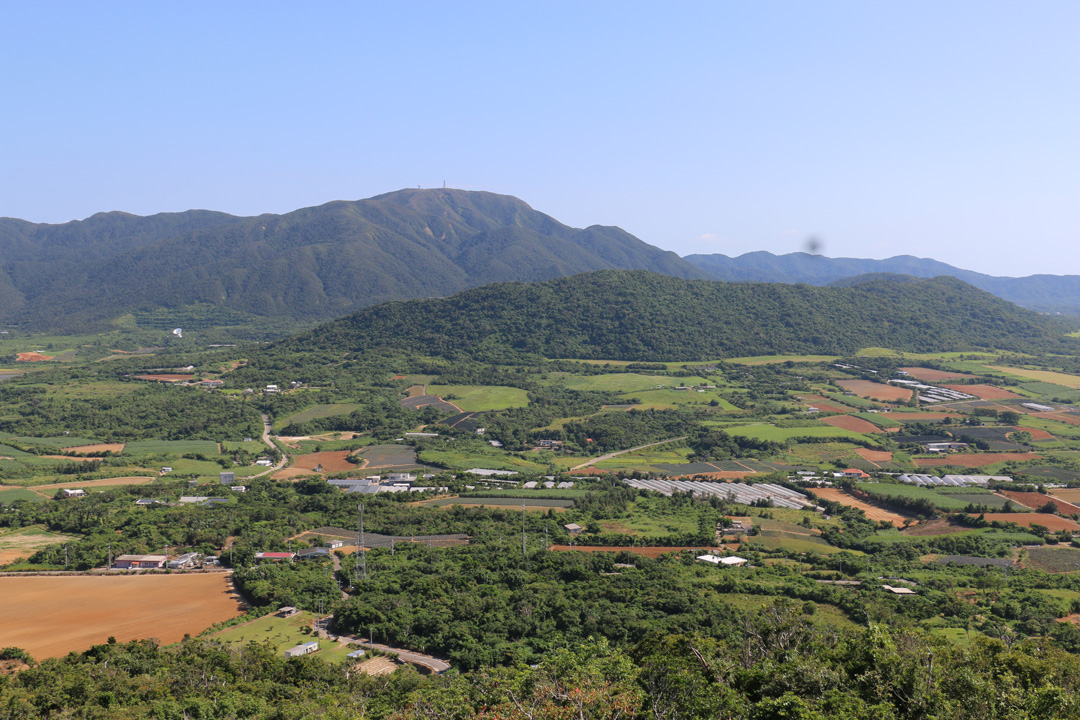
[914,452,1043,468]
[0,574,245,659]
[425,385,529,412]
[837,379,912,402]
[807,487,910,526]
[975,513,1080,532]
[985,366,1080,389]
[211,611,362,663]
[0,525,76,565]
[822,415,884,434]
[855,483,1012,511]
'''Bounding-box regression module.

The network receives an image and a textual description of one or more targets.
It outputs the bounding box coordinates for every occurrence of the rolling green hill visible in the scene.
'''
[283,270,1078,361]
[0,189,708,331]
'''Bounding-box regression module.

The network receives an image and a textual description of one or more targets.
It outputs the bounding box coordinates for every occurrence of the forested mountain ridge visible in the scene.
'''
[685,250,1080,314]
[282,270,1077,361]
[0,189,708,331]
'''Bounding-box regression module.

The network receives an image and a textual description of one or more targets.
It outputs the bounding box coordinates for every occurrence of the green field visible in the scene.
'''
[724,424,869,442]
[712,593,860,631]
[418,448,547,472]
[558,373,707,393]
[855,483,1014,511]
[276,403,362,430]
[426,385,529,412]
[0,487,48,504]
[211,612,362,663]
[725,355,838,365]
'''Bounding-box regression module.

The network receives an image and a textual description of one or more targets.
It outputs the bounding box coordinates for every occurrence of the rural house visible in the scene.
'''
[113,554,167,570]
[284,641,319,658]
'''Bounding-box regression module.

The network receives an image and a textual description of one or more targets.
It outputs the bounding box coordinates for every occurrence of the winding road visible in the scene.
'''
[251,414,288,478]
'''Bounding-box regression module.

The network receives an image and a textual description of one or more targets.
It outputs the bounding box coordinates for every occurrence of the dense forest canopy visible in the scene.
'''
[283,270,1078,361]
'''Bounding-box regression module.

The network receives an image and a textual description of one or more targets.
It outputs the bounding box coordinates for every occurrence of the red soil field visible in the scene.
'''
[997,490,1080,515]
[0,574,245,659]
[823,415,884,434]
[15,352,53,362]
[133,374,194,382]
[837,380,912,402]
[805,401,852,413]
[974,513,1080,532]
[942,384,1021,400]
[550,545,723,557]
[855,448,894,463]
[1022,427,1056,441]
[273,450,358,479]
[914,453,1042,468]
[899,367,976,381]
[808,488,910,527]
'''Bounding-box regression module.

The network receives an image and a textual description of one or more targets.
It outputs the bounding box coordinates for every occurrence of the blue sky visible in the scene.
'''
[2,2,1077,277]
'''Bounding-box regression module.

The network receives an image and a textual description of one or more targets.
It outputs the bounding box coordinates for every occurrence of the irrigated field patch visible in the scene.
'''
[0,574,245,659]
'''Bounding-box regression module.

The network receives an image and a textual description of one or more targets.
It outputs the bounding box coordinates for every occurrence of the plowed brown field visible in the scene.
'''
[855,448,894,463]
[837,380,911,402]
[16,352,53,362]
[808,488,910,527]
[274,450,357,479]
[942,384,1021,400]
[1023,428,1056,441]
[823,415,883,434]
[1034,412,1080,427]
[899,367,975,381]
[974,513,1080,532]
[1050,488,1080,504]
[914,453,1041,468]
[997,490,1080,514]
[550,545,723,557]
[0,574,245,659]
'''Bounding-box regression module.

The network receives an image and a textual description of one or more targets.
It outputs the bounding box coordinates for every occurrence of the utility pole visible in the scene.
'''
[64,545,68,569]
[522,502,527,557]
[107,543,112,569]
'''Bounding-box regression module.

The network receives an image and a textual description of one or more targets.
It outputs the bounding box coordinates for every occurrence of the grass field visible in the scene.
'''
[1026,547,1080,573]
[984,366,1080,389]
[275,403,362,430]
[418,448,547,472]
[0,525,77,564]
[425,385,529,412]
[211,611,361,663]
[558,373,703,393]
[0,487,48,503]
[725,424,870,442]
[725,355,838,365]
[855,483,1010,511]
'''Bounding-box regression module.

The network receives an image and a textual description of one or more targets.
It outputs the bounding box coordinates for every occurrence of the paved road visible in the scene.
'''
[569,436,688,471]
[251,414,288,478]
[316,615,451,673]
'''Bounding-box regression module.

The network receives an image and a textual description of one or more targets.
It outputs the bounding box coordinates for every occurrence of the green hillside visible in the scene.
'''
[285,270,1077,361]
[0,189,708,331]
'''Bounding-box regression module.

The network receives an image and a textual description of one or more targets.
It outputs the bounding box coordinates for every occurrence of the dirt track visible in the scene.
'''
[0,574,245,659]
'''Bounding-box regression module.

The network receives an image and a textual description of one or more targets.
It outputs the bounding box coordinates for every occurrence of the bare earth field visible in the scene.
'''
[550,545,722,557]
[1050,488,1080,504]
[0,527,77,564]
[274,450,358,479]
[61,443,126,455]
[899,367,976,382]
[30,476,156,491]
[823,415,884,434]
[1024,428,1057,441]
[837,380,912,402]
[809,488,910,527]
[855,448,894,464]
[914,453,1042,468]
[975,513,1080,532]
[0,574,245,659]
[16,352,54,362]
[800,395,853,413]
[1034,411,1080,427]
[942,384,1021,400]
[902,518,971,537]
[998,490,1080,514]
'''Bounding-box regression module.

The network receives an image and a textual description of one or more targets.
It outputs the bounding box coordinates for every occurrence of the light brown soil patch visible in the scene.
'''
[133,374,194,382]
[405,384,426,398]
[1023,427,1056,441]
[997,490,1080,514]
[855,448,894,462]
[439,502,566,513]
[837,380,912,402]
[30,476,155,491]
[0,527,77,564]
[550,545,722,557]
[355,656,399,676]
[808,488,910,527]
[1034,412,1080,427]
[273,450,357,479]
[942,384,1021,400]
[16,352,53,362]
[824,415,884,434]
[902,517,970,537]
[914,453,1041,468]
[0,574,245,659]
[1050,488,1080,504]
[61,443,126,455]
[899,367,976,381]
[974,513,1080,532]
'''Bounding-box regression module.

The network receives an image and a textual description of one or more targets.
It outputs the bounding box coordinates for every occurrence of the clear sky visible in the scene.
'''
[2,2,1077,277]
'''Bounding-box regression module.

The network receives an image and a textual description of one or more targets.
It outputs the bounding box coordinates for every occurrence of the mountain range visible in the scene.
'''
[2,188,1078,332]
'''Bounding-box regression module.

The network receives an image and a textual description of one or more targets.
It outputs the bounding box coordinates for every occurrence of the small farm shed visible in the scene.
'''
[114,554,167,570]
[696,554,748,567]
[284,641,319,658]
[297,547,330,560]
[255,552,295,562]
[326,539,345,550]
[61,489,87,498]
[564,523,583,534]
[168,552,202,570]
